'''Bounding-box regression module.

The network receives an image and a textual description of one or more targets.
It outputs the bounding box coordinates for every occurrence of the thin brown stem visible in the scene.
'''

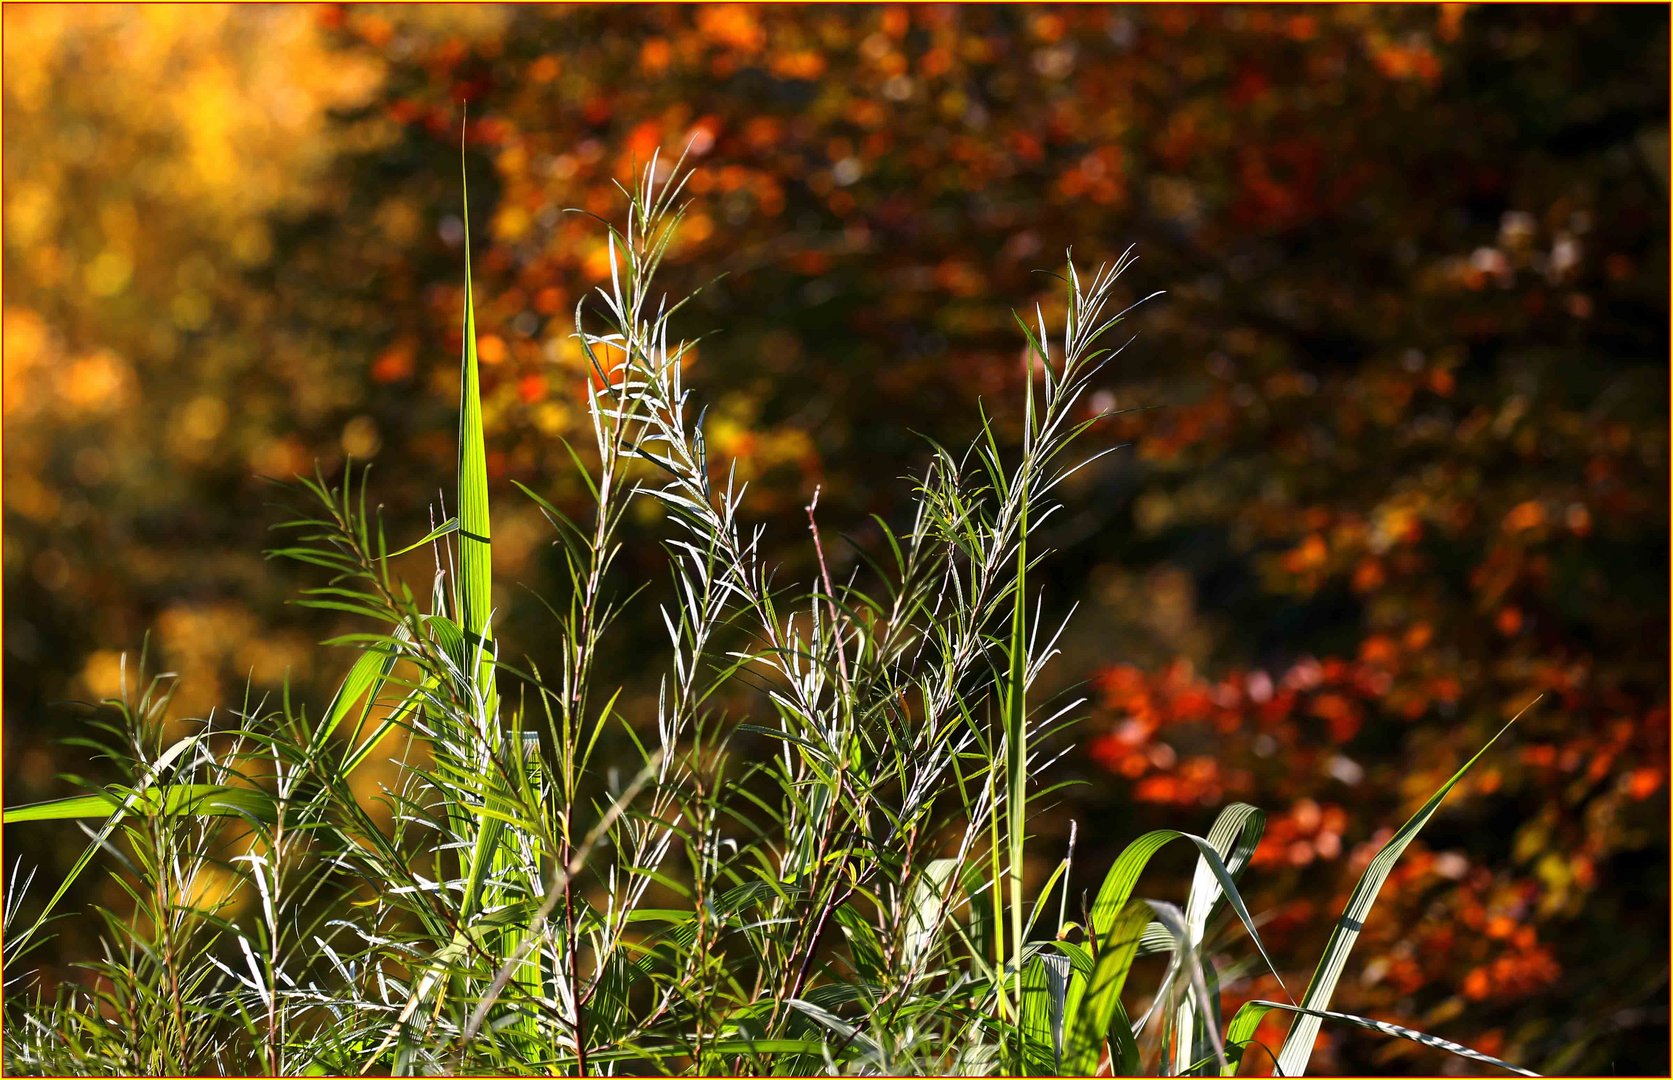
[564,830,588,1076]
[806,485,851,688]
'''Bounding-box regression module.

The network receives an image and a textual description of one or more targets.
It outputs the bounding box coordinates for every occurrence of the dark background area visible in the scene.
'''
[4,5,1667,1073]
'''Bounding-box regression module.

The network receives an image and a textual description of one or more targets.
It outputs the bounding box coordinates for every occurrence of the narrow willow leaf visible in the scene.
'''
[386,517,459,559]
[904,857,959,972]
[338,672,441,778]
[314,641,399,754]
[703,1038,837,1056]
[1275,715,1523,1077]
[833,903,884,980]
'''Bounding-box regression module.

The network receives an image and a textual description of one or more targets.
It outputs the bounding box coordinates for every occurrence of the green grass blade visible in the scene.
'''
[1275,714,1525,1076]
[1064,897,1150,1075]
[1107,996,1142,1077]
[1089,827,1288,1003]
[2,784,276,824]
[834,903,884,980]
[451,154,507,927]
[1003,416,1032,1060]
[1228,1000,1538,1077]
[1019,951,1071,1074]
[456,161,494,711]
[1174,803,1264,1074]
[1058,940,1139,1080]
[315,641,400,755]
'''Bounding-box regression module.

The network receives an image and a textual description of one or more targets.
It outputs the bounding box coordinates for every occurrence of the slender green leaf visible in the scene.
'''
[386,517,459,559]
[1276,715,1524,1077]
[315,641,399,754]
[455,152,495,717]
[2,784,275,824]
[1020,951,1072,1074]
[1088,826,1288,1003]
[1064,897,1150,1076]
[1174,803,1265,1074]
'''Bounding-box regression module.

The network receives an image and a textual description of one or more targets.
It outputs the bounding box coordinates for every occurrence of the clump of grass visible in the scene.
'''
[3,155,1539,1078]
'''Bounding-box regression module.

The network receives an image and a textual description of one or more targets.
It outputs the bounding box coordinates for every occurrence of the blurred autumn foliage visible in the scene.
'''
[3,4,1666,1074]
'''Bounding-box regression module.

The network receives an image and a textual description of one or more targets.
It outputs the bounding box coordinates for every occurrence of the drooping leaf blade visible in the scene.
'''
[2,784,276,824]
[1088,826,1288,1004]
[1228,1000,1538,1078]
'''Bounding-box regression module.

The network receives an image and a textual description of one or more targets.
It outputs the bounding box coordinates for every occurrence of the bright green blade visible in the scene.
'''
[1019,952,1070,1074]
[3,784,276,824]
[449,150,538,1055]
[1048,940,1138,1072]
[1174,803,1265,1074]
[1004,352,1033,1068]
[1275,715,1524,1076]
[453,154,504,922]
[315,641,399,755]
[338,671,442,777]
[456,158,495,714]
[1088,826,1288,1003]
[387,517,459,559]
[1063,897,1150,1076]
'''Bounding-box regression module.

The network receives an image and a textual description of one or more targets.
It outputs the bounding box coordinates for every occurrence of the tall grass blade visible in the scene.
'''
[1004,332,1035,1067]
[1226,1001,1539,1077]
[2,785,275,824]
[455,159,494,709]
[1274,713,1527,1076]
[1064,897,1150,1075]
[1173,803,1264,1074]
[454,150,506,923]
